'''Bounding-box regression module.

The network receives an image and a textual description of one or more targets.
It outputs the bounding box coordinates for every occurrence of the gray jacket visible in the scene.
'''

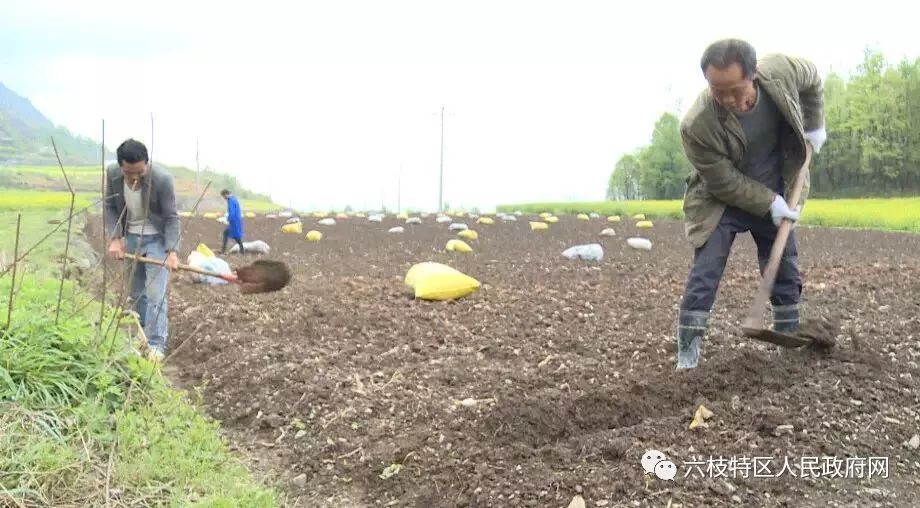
[104,163,181,252]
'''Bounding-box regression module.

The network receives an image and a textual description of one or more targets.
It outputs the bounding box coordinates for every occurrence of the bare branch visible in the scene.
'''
[52,138,77,325]
[51,137,75,194]
[6,214,21,327]
[99,119,107,337]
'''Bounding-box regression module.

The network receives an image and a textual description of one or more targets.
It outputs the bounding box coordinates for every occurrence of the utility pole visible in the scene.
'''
[397,165,402,214]
[438,105,445,213]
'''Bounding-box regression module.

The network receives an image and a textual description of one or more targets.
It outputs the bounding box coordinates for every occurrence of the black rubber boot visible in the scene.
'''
[677,310,709,369]
[773,303,800,334]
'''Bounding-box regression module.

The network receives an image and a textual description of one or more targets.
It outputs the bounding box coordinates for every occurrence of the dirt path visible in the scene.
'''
[94,215,920,507]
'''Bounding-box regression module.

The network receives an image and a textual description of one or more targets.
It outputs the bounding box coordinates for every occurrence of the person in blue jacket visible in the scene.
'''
[220,189,245,254]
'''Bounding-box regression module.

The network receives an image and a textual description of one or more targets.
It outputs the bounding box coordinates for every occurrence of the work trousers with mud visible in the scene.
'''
[678,206,802,334]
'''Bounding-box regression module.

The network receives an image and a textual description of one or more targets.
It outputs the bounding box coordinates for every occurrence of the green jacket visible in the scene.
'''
[679,53,824,248]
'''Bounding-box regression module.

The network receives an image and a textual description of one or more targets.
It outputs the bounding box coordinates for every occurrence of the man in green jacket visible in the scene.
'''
[676,39,826,369]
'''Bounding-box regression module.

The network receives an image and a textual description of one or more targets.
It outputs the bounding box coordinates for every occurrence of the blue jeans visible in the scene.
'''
[125,234,170,352]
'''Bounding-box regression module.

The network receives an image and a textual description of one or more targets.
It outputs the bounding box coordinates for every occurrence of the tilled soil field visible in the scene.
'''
[97,214,920,507]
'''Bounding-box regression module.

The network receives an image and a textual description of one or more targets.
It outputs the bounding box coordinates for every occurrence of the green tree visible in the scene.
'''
[608,153,641,200]
[810,72,852,193]
[636,113,691,199]
[809,49,920,196]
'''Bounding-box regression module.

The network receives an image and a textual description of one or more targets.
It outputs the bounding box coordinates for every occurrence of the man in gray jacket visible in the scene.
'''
[104,138,181,362]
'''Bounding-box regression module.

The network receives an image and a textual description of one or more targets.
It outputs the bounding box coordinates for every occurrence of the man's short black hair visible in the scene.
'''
[220,189,232,197]
[116,138,149,166]
[700,39,757,78]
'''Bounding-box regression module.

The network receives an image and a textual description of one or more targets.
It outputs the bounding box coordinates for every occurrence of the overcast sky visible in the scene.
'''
[1,0,916,212]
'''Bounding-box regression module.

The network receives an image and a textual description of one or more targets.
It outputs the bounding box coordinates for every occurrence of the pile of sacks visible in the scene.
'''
[186,244,233,285]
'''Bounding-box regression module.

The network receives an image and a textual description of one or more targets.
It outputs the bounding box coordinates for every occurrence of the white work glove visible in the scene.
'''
[805,126,827,153]
[769,194,801,227]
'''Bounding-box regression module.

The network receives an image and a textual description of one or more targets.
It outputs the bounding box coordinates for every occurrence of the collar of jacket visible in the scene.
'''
[713,75,807,153]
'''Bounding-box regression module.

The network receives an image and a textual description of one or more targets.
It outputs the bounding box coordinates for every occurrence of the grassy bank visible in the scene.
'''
[0,200,281,506]
[500,197,920,233]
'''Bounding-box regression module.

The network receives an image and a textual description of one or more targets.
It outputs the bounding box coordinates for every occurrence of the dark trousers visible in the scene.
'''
[680,206,801,313]
[221,228,244,254]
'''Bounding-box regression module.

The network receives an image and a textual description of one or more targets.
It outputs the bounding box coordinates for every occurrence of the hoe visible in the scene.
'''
[125,253,291,294]
[741,144,835,349]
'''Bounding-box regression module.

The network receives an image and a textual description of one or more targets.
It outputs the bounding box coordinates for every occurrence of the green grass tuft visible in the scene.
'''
[0,261,279,507]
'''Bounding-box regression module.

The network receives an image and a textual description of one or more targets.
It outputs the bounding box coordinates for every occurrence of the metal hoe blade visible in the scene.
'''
[741,326,812,348]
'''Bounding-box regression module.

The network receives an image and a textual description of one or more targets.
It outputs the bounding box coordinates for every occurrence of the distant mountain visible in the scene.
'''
[0,82,280,210]
[0,82,110,165]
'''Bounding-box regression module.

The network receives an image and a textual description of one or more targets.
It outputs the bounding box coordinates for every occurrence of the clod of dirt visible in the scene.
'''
[907,434,920,450]
[774,424,794,436]
[708,479,738,497]
[798,317,840,348]
[291,473,307,487]
[754,410,784,436]
[235,259,292,293]
[567,495,586,508]
[261,413,283,429]
[689,404,714,430]
[600,438,630,460]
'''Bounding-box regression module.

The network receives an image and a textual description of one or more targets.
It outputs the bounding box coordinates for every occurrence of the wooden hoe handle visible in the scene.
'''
[123,253,239,283]
[742,143,813,329]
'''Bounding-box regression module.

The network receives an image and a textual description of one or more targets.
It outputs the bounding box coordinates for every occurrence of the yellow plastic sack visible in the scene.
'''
[446,239,473,252]
[540,212,552,219]
[608,215,621,223]
[306,230,323,241]
[244,212,256,218]
[458,229,478,241]
[545,216,559,223]
[397,212,409,220]
[282,222,303,234]
[196,243,216,258]
[179,211,194,218]
[530,221,549,231]
[477,217,494,225]
[404,262,480,300]
[633,213,646,220]
[203,212,218,219]
[336,213,349,219]
[636,220,654,228]
[313,212,328,218]
[577,213,590,221]
[355,213,367,218]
